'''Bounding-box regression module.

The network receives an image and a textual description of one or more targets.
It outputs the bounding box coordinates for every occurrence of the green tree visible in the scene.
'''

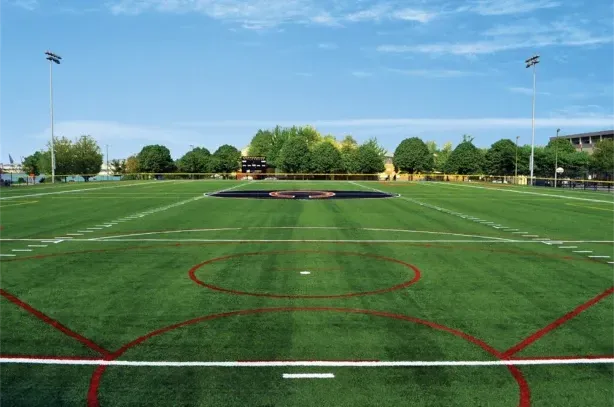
[354,142,385,174]
[212,144,241,173]
[484,139,517,175]
[267,126,291,168]
[44,136,75,178]
[298,125,322,149]
[444,140,484,175]
[393,137,433,174]
[310,141,342,173]
[591,139,614,178]
[22,151,45,176]
[124,155,139,173]
[248,129,274,156]
[278,136,310,173]
[546,138,576,154]
[434,142,453,172]
[137,145,175,173]
[339,135,359,173]
[177,147,213,173]
[363,137,387,160]
[73,135,103,181]
[109,159,126,175]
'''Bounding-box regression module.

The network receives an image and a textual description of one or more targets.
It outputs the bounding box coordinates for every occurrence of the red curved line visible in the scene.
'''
[188,250,421,299]
[87,307,530,407]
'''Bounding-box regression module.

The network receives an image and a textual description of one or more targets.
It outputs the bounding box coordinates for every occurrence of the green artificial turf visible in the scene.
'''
[1,180,612,406]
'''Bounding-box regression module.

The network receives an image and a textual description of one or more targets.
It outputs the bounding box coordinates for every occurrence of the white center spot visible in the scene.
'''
[300,271,311,275]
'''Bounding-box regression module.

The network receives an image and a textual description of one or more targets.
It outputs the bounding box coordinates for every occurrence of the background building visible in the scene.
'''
[550,130,613,154]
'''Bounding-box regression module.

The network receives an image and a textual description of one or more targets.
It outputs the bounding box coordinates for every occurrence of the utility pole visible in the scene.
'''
[525,55,539,186]
[554,128,561,188]
[515,136,519,184]
[45,51,62,183]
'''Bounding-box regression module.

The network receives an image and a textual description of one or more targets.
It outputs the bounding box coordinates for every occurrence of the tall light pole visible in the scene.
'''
[526,55,539,186]
[554,128,561,188]
[45,51,62,183]
[515,136,520,184]
[106,144,110,180]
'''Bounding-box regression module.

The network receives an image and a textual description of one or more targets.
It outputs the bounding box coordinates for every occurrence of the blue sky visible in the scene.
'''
[1,0,613,161]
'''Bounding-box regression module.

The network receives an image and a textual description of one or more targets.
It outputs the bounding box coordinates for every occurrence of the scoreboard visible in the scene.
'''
[241,156,267,173]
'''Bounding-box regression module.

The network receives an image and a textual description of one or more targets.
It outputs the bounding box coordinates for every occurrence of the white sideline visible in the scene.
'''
[283,373,335,379]
[428,182,614,204]
[1,358,613,367]
[0,181,164,201]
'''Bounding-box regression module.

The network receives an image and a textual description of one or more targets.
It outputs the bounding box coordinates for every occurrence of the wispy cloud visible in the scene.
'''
[508,87,550,96]
[106,0,437,28]
[459,0,560,16]
[378,19,612,55]
[11,0,38,10]
[388,68,478,78]
[318,42,338,50]
[176,117,614,130]
[351,71,373,78]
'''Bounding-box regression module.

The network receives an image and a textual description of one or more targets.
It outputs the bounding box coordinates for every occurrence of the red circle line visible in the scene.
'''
[188,250,421,299]
[87,307,530,407]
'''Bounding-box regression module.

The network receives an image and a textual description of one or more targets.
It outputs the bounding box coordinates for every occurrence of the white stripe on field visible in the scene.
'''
[1,358,613,367]
[283,373,335,379]
[11,249,32,252]
[78,230,94,233]
[28,245,47,248]
[0,254,17,257]
[0,181,164,201]
[573,251,593,253]
[559,246,577,249]
[66,233,83,236]
[588,255,611,258]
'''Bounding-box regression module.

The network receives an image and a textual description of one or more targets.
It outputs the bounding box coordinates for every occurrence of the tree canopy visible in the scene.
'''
[310,141,342,173]
[393,137,433,173]
[137,145,175,173]
[212,144,241,173]
[354,143,385,174]
[278,136,310,173]
[444,139,484,175]
[591,139,614,178]
[72,135,103,181]
[177,147,213,173]
[484,139,517,176]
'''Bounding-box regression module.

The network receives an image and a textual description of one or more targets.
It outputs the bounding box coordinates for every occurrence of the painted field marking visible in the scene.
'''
[512,232,529,234]
[28,245,48,248]
[1,358,613,367]
[505,229,519,232]
[300,271,311,275]
[0,254,17,257]
[11,249,32,252]
[0,181,163,201]
[41,240,63,244]
[283,373,334,379]
[522,235,539,238]
[559,246,577,249]
[66,233,84,236]
[609,262,614,264]
[54,236,73,239]
[573,251,593,253]
[87,228,103,230]
[588,256,611,258]
[78,230,94,233]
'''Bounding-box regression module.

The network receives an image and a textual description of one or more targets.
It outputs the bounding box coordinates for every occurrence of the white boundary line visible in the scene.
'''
[283,373,335,379]
[0,181,166,201]
[1,358,613,367]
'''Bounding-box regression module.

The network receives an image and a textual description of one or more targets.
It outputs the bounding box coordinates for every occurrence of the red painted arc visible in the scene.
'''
[0,289,111,357]
[188,250,421,299]
[87,307,530,407]
[503,286,614,358]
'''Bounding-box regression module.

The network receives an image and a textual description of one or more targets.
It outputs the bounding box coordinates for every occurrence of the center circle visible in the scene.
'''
[188,250,421,299]
[269,190,336,199]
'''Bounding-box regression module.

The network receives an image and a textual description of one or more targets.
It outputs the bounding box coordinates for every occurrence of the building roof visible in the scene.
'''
[549,129,614,140]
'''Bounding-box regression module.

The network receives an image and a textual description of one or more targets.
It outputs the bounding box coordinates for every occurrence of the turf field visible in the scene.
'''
[1,180,613,407]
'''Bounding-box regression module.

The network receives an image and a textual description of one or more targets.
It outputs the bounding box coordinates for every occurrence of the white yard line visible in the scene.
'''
[0,254,16,257]
[283,373,335,379]
[558,246,577,249]
[0,181,164,201]
[11,249,32,252]
[1,358,613,367]
[573,250,593,253]
[66,233,84,236]
[28,245,48,248]
[588,255,611,258]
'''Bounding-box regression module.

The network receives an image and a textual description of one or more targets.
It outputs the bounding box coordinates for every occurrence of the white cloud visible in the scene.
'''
[318,42,338,50]
[11,0,38,10]
[106,0,437,28]
[460,0,560,16]
[388,68,477,78]
[508,87,551,96]
[392,8,436,23]
[176,117,614,130]
[351,71,373,77]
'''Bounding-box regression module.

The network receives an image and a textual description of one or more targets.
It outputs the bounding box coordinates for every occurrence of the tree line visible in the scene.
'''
[20,127,614,180]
